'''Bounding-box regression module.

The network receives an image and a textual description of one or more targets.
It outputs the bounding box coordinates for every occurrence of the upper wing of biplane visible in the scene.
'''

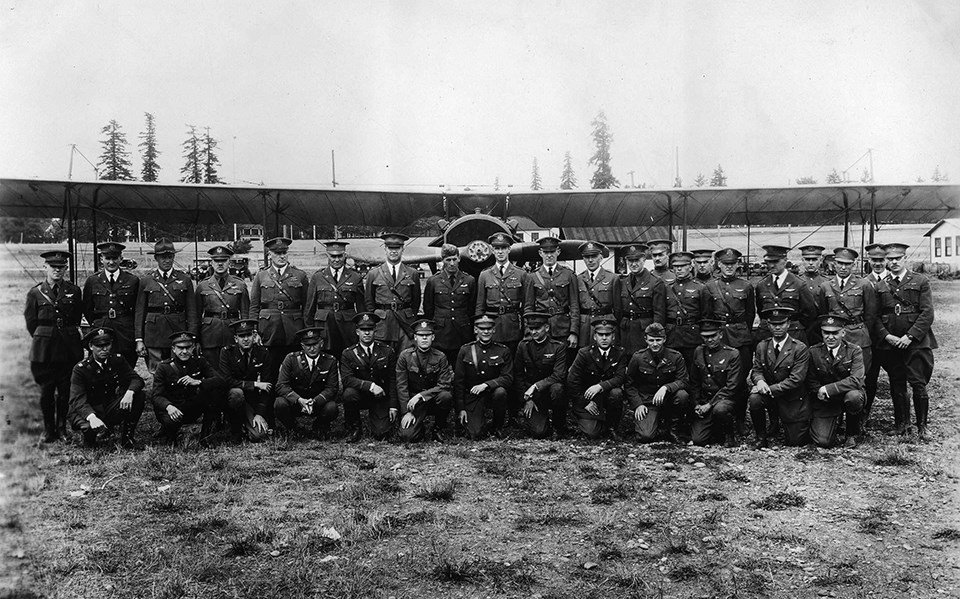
[1,178,958,232]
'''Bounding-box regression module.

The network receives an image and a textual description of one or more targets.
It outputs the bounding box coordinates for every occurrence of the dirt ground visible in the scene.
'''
[1,267,959,599]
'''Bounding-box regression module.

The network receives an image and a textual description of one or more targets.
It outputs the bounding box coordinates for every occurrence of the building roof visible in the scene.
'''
[561,226,670,245]
[923,218,960,237]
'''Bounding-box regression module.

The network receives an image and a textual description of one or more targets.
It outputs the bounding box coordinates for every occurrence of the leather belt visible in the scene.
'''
[671,317,698,326]
[545,307,570,316]
[376,301,410,310]
[146,306,184,315]
[264,302,301,311]
[723,315,747,324]
[493,305,518,315]
[204,310,241,319]
[94,309,129,319]
[35,318,66,328]
[623,311,652,320]
[317,303,343,311]
[887,305,916,315]
[583,308,612,317]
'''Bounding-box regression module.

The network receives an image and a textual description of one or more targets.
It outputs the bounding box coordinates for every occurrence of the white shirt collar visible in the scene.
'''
[774,271,788,286]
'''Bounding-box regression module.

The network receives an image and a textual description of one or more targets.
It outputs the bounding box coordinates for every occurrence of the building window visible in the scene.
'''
[531,232,540,241]
[935,238,942,257]
[947,236,953,257]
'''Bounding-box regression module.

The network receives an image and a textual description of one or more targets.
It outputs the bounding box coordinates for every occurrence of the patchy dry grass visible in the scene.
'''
[749,491,807,511]
[873,446,916,467]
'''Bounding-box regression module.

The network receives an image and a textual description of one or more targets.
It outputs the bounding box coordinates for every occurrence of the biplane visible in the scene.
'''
[1,177,958,279]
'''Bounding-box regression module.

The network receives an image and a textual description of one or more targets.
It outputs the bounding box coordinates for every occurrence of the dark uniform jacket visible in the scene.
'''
[218,343,273,410]
[613,269,667,354]
[83,270,139,355]
[524,264,580,340]
[249,265,309,346]
[476,262,526,344]
[690,344,741,406]
[152,356,222,410]
[576,268,618,346]
[819,276,878,349]
[567,345,628,413]
[69,353,145,420]
[514,337,566,396]
[625,348,688,408]
[653,267,677,284]
[665,277,712,348]
[423,270,477,351]
[25,279,84,364]
[364,263,421,342]
[396,347,453,412]
[341,342,399,410]
[453,341,513,411]
[875,271,937,350]
[196,275,250,349]
[305,266,364,349]
[276,351,339,404]
[704,276,755,348]
[806,341,864,398]
[754,272,817,342]
[749,336,809,400]
[135,269,198,347]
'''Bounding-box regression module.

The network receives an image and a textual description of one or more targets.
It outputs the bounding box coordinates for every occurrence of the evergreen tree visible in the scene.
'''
[673,175,683,188]
[693,173,707,187]
[180,125,203,183]
[139,112,161,182]
[202,127,222,184]
[859,168,872,183]
[796,176,817,185]
[560,151,578,190]
[530,157,542,190]
[915,175,925,183]
[709,164,727,187]
[932,165,949,182]
[494,176,500,191]
[825,168,843,184]
[588,110,619,189]
[97,120,134,181]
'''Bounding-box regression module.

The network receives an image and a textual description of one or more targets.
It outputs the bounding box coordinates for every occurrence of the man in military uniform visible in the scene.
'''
[275,327,339,438]
[806,314,865,448]
[567,316,628,440]
[704,248,754,432]
[664,251,712,369]
[515,311,567,439]
[83,242,139,367]
[196,245,250,367]
[524,236,580,353]
[798,245,829,344]
[647,238,676,283]
[364,233,421,355]
[423,244,477,367]
[454,313,513,440]
[396,319,453,442]
[862,243,888,421]
[305,240,364,359]
[218,319,272,442]
[250,237,309,383]
[689,319,741,447]
[68,327,145,448]
[625,323,690,443]
[864,243,889,284]
[875,243,937,438]
[692,249,715,283]
[476,232,526,355]
[747,308,810,448]
[152,331,225,445]
[575,241,618,348]
[25,250,84,442]
[754,244,817,345]
[614,243,666,356]
[340,312,398,442]
[135,238,198,372]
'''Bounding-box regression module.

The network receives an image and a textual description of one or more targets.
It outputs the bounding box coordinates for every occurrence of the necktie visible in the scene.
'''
[500,265,505,277]
[52,284,59,297]
[108,274,115,285]
[774,343,781,359]
[242,351,250,370]
[773,275,779,291]
[590,272,595,283]
[548,268,554,277]
[392,266,398,282]
[333,269,339,283]
[450,274,456,288]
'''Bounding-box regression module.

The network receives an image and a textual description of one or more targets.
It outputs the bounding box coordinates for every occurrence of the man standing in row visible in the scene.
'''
[305,240,364,359]
[575,241,617,348]
[862,243,888,422]
[820,247,877,394]
[250,237,308,383]
[615,243,666,356]
[196,245,249,367]
[136,239,197,372]
[754,244,817,345]
[692,249,715,283]
[798,244,828,344]
[365,233,420,355]
[423,244,477,367]
[664,251,711,368]
[476,232,526,356]
[647,238,676,283]
[524,236,579,355]
[83,242,139,367]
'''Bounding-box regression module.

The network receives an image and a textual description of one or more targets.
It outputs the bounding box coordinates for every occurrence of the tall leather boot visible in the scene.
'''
[913,385,929,439]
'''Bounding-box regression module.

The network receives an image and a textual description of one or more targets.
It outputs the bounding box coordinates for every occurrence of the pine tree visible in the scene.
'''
[530,157,542,190]
[139,112,161,182]
[860,168,872,183]
[693,173,707,187]
[180,125,203,184]
[932,165,949,182]
[709,164,727,187]
[97,120,134,181]
[560,151,578,190]
[202,127,222,184]
[826,168,842,184]
[673,175,683,188]
[796,176,817,185]
[589,110,619,189]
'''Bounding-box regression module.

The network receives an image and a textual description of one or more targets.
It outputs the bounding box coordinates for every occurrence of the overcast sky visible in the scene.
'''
[1,0,958,191]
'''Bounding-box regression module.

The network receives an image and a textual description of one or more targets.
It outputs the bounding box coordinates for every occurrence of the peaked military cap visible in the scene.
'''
[169,331,197,346]
[699,319,725,334]
[149,238,178,255]
[833,247,858,262]
[691,249,714,261]
[40,250,71,266]
[714,247,742,263]
[762,245,791,260]
[644,322,666,338]
[669,251,694,266]
[96,242,125,257]
[488,232,514,247]
[265,237,293,252]
[380,233,409,248]
[353,312,381,330]
[624,243,649,260]
[799,244,826,258]
[646,238,673,252]
[473,313,497,328]
[440,243,459,258]
[412,319,437,335]
[591,316,616,334]
[819,313,848,332]
[230,319,258,335]
[536,236,561,251]
[523,311,550,327]
[882,243,909,258]
[296,327,323,344]
[864,243,887,259]
[324,240,349,255]
[83,326,115,346]
[761,307,794,323]
[579,241,607,257]
[208,245,234,260]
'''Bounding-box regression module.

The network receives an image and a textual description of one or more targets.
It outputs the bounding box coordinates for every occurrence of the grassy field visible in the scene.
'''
[2,270,960,598]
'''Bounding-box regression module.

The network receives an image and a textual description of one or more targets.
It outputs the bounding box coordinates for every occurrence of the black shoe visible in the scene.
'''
[82,430,99,447]
[553,427,568,441]
[347,426,363,443]
[430,427,447,443]
[753,438,769,450]
[724,433,739,448]
[41,429,59,444]
[916,425,928,441]
[894,422,909,436]
[766,423,781,438]
[843,435,859,449]
[660,430,679,444]
[607,429,621,442]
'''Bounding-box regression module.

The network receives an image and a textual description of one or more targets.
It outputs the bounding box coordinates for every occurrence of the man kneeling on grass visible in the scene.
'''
[275,327,339,439]
[689,319,741,447]
[341,312,399,442]
[69,327,145,448]
[454,312,513,440]
[567,316,628,440]
[625,322,690,443]
[515,311,567,439]
[396,319,453,442]
[152,331,225,445]
[806,314,865,448]
[218,319,272,442]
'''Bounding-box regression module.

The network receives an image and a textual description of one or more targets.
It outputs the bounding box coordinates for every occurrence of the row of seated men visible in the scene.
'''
[68,305,871,450]
[26,234,934,445]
